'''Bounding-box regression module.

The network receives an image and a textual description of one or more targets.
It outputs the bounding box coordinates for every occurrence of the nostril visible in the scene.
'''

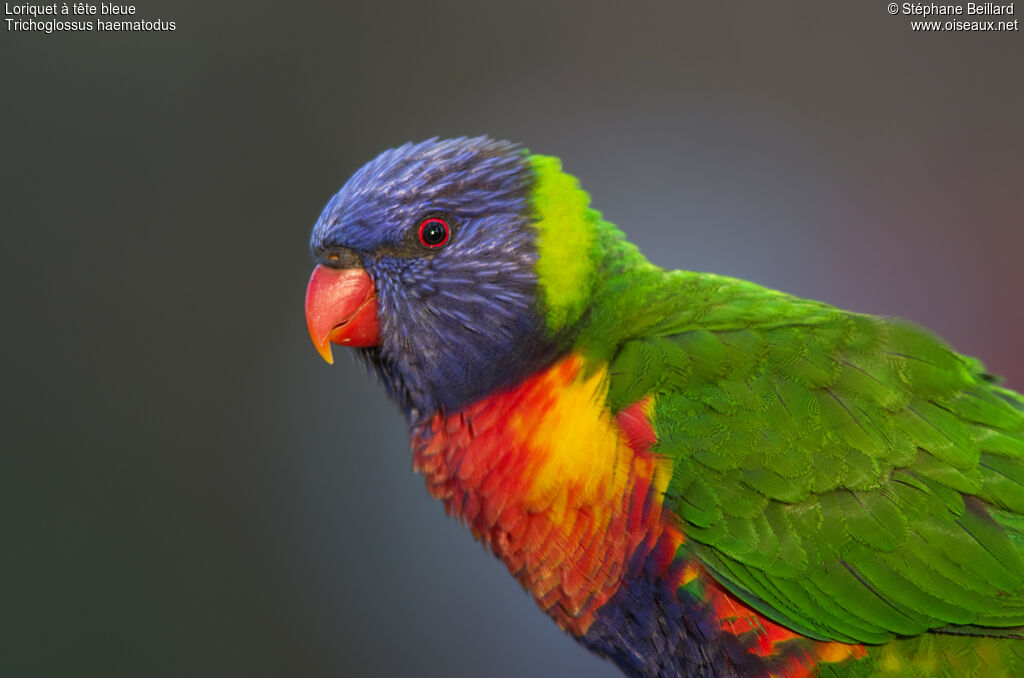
[317,247,360,269]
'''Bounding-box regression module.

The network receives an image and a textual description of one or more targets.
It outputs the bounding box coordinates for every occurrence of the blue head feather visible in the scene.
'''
[310,137,563,419]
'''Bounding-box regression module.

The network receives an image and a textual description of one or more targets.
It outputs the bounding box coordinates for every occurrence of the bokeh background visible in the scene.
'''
[3,2,1022,676]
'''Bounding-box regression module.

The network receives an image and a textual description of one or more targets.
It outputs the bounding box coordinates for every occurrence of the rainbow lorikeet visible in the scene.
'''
[304,137,1024,678]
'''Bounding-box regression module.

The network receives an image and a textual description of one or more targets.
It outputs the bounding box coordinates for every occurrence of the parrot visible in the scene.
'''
[303,136,1024,678]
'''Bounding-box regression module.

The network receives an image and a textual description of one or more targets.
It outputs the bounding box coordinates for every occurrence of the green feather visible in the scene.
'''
[566,213,1024,650]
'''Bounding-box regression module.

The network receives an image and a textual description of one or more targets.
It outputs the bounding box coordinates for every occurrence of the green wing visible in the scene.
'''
[604,270,1024,644]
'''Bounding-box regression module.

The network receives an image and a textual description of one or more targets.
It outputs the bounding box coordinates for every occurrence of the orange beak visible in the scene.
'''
[304,265,381,364]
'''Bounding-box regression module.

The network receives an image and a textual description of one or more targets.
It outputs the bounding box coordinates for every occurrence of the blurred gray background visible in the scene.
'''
[3,2,1021,676]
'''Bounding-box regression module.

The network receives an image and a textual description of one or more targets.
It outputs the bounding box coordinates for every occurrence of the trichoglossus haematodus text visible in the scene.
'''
[304,137,1024,678]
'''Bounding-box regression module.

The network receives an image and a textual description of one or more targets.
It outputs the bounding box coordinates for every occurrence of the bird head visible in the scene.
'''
[304,136,608,418]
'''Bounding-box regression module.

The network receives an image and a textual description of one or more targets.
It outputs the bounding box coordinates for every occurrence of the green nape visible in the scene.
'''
[528,154,602,333]
[526,154,836,376]
[527,153,672,350]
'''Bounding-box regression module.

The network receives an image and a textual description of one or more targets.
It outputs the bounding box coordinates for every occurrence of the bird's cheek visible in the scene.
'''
[305,265,381,364]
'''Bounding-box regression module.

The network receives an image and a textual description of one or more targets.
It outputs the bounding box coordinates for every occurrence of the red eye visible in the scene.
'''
[418,217,450,248]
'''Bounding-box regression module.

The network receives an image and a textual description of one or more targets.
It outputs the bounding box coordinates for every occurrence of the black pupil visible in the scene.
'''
[422,220,447,245]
